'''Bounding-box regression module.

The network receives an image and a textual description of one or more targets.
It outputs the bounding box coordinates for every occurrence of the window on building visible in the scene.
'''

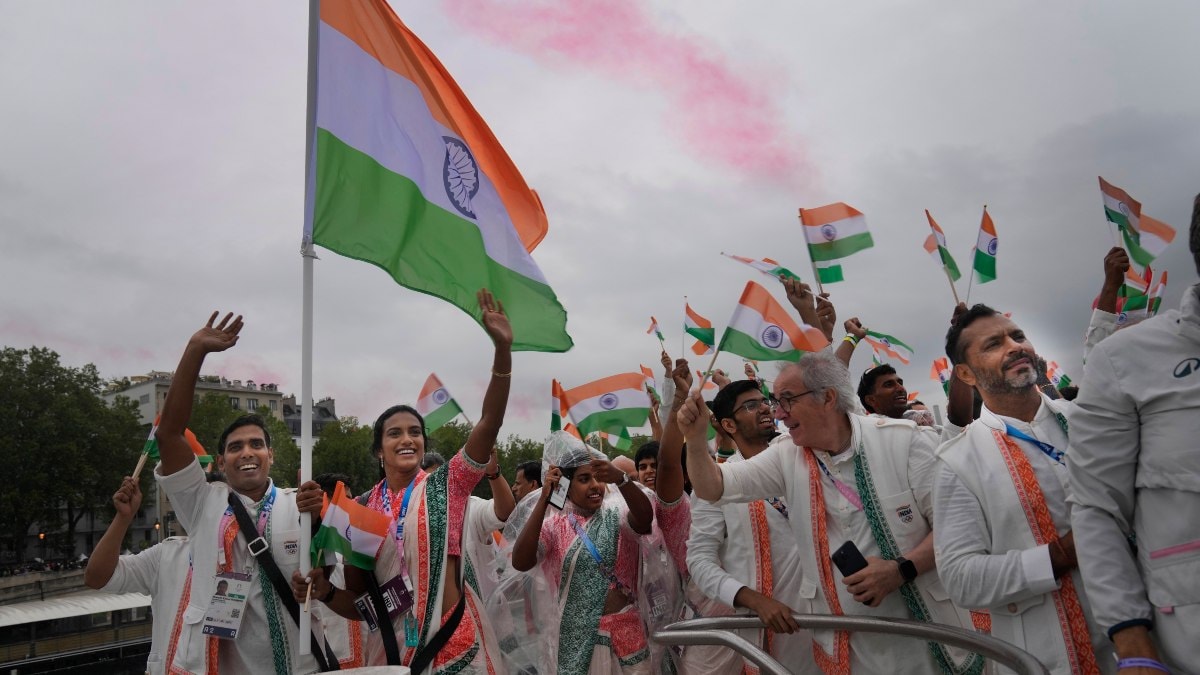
[90,612,112,628]
[139,394,150,404]
[269,399,278,411]
[230,397,240,410]
[247,398,259,410]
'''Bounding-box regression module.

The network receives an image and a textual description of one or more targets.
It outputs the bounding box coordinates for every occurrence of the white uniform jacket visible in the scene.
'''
[1069,282,1200,670]
[101,536,191,675]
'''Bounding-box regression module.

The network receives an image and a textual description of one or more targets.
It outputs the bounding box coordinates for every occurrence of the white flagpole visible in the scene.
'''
[298,0,320,659]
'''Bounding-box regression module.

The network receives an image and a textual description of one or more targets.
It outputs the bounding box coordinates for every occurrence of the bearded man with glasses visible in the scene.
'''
[680,349,981,675]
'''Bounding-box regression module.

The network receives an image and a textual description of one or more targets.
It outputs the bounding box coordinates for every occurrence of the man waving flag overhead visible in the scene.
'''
[306,0,571,352]
[718,281,829,361]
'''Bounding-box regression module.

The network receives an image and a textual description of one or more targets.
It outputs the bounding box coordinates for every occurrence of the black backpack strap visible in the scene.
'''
[407,504,470,674]
[227,492,340,671]
[364,571,402,665]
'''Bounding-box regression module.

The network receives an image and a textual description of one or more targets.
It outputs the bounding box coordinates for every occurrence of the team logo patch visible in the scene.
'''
[599,393,619,410]
[761,324,784,349]
[820,224,838,241]
[284,540,299,556]
[432,388,450,406]
[1175,357,1200,379]
[986,237,998,256]
[896,504,914,523]
[443,137,479,218]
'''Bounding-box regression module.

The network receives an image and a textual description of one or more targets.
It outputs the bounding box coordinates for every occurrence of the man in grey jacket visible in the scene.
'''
[1069,193,1200,673]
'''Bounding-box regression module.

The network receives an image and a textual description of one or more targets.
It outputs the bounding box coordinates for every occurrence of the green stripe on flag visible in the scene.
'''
[313,131,572,353]
[718,327,805,362]
[816,264,845,284]
[973,249,996,282]
[312,525,377,570]
[806,232,875,262]
[1104,206,1134,232]
[939,246,962,282]
[1119,226,1155,268]
[574,409,650,437]
[685,326,715,345]
[423,400,463,433]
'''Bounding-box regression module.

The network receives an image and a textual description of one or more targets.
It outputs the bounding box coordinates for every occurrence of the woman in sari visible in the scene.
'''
[511,433,654,674]
[297,290,512,674]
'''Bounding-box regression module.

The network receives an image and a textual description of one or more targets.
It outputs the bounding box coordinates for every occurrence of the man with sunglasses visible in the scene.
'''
[679,349,979,675]
[683,379,818,674]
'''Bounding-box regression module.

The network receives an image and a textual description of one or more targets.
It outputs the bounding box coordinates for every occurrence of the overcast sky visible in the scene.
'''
[2,1,1197,446]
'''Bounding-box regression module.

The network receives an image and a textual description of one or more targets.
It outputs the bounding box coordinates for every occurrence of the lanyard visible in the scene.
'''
[219,485,277,570]
[764,497,789,520]
[380,479,417,543]
[1004,423,1065,465]
[814,456,863,511]
[567,513,632,596]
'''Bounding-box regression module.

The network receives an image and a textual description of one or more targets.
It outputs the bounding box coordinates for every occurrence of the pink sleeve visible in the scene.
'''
[656,496,692,577]
[443,449,486,557]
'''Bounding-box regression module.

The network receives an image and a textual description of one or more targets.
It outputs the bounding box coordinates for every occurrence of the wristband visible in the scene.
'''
[843,334,860,346]
[486,471,501,480]
[492,370,511,378]
[320,584,336,604]
[1116,658,1169,673]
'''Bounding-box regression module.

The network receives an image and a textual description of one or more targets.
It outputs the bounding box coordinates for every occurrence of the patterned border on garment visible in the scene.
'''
[747,500,775,658]
[803,448,852,675]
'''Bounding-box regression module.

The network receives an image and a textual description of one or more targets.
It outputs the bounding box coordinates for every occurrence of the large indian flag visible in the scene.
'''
[864,330,915,365]
[923,210,961,281]
[307,0,571,352]
[312,481,390,569]
[416,373,463,432]
[721,253,802,281]
[685,303,715,355]
[563,373,652,437]
[717,281,829,362]
[799,203,874,284]
[972,207,998,283]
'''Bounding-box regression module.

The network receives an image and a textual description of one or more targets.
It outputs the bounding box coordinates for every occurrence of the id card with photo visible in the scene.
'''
[202,571,253,639]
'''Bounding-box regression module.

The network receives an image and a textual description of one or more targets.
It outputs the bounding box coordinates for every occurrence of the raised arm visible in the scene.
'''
[463,289,513,466]
[591,459,652,535]
[512,466,558,571]
[485,449,515,521]
[654,359,691,504]
[815,292,837,343]
[1094,246,1129,314]
[677,390,724,501]
[836,317,867,367]
[156,312,243,476]
[84,477,142,589]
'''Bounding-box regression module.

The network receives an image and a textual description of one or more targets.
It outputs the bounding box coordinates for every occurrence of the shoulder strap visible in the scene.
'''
[227,492,340,672]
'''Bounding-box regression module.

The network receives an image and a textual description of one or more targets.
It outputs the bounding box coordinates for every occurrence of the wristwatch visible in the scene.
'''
[617,472,631,487]
[895,556,918,583]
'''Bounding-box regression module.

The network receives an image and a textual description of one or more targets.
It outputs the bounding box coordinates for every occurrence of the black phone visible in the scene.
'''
[831,540,869,577]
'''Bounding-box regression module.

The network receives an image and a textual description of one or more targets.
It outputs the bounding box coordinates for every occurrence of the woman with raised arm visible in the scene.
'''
[510,432,654,674]
[294,289,513,673]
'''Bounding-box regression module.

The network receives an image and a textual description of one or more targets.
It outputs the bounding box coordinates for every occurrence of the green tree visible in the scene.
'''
[427,420,472,459]
[0,347,144,561]
[187,392,240,455]
[308,417,377,496]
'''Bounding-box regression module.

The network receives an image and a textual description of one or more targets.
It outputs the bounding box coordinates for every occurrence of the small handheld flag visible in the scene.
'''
[416,373,465,432]
[312,481,390,570]
[721,253,802,282]
[799,202,874,289]
[684,303,715,356]
[863,330,915,365]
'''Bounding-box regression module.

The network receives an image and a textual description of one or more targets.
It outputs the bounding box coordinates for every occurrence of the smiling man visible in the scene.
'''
[680,349,979,675]
[933,305,1115,674]
[857,364,909,419]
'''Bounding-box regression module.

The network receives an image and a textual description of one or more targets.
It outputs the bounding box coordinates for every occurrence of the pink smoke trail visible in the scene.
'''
[441,0,810,184]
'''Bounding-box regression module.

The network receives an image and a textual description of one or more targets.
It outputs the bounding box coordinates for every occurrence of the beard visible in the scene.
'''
[973,355,1039,394]
[738,418,779,443]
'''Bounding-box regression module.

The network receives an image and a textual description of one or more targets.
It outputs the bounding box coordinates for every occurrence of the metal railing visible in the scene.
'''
[654,613,1050,675]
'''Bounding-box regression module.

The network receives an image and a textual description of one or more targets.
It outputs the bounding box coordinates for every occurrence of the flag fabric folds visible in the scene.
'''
[639,365,660,404]
[1046,362,1072,389]
[923,210,962,281]
[799,203,874,284]
[416,373,463,433]
[142,420,212,466]
[647,316,665,342]
[306,0,571,352]
[721,253,802,281]
[864,330,915,365]
[1099,177,1177,269]
[562,373,652,437]
[600,429,633,453]
[312,481,391,569]
[685,303,715,356]
[718,281,830,362]
[550,379,565,432]
[931,357,952,395]
[972,207,998,283]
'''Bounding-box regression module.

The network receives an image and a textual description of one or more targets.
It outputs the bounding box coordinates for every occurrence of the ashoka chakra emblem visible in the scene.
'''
[443,137,479,218]
[986,237,998,256]
[761,324,784,349]
[432,388,450,406]
[1118,201,1131,217]
[599,393,619,410]
[820,224,838,242]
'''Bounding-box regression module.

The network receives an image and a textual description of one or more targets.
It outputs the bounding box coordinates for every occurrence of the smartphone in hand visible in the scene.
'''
[548,475,570,510]
[831,540,869,577]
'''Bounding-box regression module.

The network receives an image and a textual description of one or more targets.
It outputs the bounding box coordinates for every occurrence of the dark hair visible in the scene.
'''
[314,472,352,498]
[856,365,896,412]
[217,415,272,454]
[945,304,1002,365]
[711,379,763,421]
[1058,385,1079,401]
[1190,192,1200,274]
[371,404,427,479]
[516,460,541,486]
[635,441,660,466]
[421,452,446,471]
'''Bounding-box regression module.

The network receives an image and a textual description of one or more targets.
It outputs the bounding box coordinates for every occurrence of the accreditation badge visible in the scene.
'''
[202,571,253,639]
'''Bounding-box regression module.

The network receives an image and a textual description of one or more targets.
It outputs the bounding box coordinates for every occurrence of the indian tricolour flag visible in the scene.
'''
[721,253,802,281]
[1046,362,1072,389]
[864,330,915,365]
[931,357,952,395]
[639,365,660,404]
[563,373,652,437]
[923,210,961,281]
[551,379,565,432]
[685,303,715,356]
[312,481,390,569]
[600,429,632,453]
[717,281,829,362]
[307,0,571,352]
[416,373,463,432]
[972,207,998,283]
[799,203,874,284]
[1149,271,1168,315]
[1119,265,1153,313]
[141,417,212,466]
[647,316,665,342]
[1099,178,1177,269]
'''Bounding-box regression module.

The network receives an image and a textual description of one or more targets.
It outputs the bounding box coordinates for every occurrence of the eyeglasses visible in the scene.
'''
[769,390,816,413]
[733,397,771,415]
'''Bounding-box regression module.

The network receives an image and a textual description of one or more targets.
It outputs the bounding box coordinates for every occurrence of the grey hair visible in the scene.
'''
[782,349,861,415]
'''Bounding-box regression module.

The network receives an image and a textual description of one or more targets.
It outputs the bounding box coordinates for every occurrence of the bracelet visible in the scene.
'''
[492,370,511,378]
[1116,658,1170,673]
[842,334,860,346]
[320,584,336,604]
[485,471,501,480]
